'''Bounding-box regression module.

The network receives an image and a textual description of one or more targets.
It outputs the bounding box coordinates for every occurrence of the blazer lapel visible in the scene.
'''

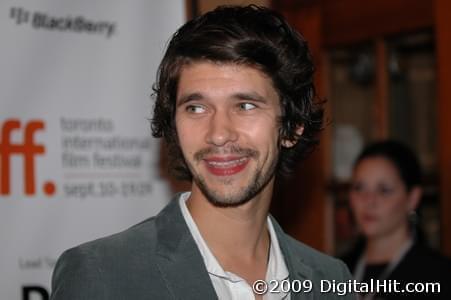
[154,196,218,300]
[270,216,316,300]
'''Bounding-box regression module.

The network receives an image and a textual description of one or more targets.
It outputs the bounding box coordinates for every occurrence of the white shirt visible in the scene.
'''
[179,192,291,300]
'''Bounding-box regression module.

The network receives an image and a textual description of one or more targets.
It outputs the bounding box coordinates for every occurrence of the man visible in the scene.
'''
[51,5,354,300]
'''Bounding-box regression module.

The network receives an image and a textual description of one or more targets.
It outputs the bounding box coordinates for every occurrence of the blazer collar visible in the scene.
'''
[154,195,317,300]
[154,194,218,299]
[269,216,316,300]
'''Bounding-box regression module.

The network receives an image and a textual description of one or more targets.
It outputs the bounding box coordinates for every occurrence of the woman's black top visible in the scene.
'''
[341,242,451,299]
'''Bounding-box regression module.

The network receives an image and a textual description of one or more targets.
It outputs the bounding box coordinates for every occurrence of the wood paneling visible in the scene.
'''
[322,0,434,47]
[435,0,451,256]
[374,39,389,139]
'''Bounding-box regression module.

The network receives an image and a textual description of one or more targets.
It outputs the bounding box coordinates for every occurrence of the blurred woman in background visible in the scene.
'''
[342,140,451,299]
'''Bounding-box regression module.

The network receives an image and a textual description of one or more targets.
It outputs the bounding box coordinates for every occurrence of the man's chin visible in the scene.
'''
[205,193,253,208]
[194,179,253,208]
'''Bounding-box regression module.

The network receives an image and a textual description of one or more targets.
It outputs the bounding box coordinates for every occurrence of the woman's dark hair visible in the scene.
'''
[151,5,323,180]
[354,140,422,191]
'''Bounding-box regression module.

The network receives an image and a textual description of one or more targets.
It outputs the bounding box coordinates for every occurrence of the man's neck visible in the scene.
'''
[186,180,274,282]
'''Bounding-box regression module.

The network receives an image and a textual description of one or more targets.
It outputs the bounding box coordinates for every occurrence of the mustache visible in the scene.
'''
[194,145,259,162]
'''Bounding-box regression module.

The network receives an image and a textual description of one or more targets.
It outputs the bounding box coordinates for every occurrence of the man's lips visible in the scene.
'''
[203,156,249,176]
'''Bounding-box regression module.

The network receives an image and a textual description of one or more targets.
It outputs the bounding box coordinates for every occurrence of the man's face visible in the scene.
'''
[175,62,282,207]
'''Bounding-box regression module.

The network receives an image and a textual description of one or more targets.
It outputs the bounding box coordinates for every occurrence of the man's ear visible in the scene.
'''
[281,126,304,148]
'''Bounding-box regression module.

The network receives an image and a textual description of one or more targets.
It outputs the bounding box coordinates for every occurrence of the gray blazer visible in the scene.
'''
[51,196,355,299]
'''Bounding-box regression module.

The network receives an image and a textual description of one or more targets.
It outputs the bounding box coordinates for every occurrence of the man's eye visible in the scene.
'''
[186,105,205,113]
[239,103,257,111]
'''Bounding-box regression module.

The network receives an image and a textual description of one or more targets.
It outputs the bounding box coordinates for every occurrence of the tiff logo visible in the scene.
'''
[0,119,55,196]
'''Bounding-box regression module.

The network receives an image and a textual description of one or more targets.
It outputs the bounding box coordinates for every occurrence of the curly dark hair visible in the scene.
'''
[151,5,323,180]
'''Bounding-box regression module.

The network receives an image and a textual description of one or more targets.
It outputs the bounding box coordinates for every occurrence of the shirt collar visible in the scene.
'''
[266,211,290,282]
[179,192,289,282]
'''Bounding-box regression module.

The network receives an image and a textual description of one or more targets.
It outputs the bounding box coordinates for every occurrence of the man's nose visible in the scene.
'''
[205,110,238,146]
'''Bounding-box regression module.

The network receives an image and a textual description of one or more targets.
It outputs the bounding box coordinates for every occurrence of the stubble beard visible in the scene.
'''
[187,146,279,208]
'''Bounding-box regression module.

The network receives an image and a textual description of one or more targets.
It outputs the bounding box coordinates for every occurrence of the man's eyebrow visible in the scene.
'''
[177,92,204,106]
[177,91,269,106]
[232,92,268,103]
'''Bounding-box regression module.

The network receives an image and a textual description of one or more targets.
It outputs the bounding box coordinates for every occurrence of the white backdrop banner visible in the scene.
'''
[0,1,185,299]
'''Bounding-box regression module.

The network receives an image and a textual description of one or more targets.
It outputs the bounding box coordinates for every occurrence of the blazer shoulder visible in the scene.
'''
[50,216,160,300]
[283,233,352,280]
[74,214,159,257]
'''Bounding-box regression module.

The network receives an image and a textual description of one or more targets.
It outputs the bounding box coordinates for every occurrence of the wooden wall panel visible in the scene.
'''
[435,0,451,257]
[322,0,434,47]
[374,39,389,139]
